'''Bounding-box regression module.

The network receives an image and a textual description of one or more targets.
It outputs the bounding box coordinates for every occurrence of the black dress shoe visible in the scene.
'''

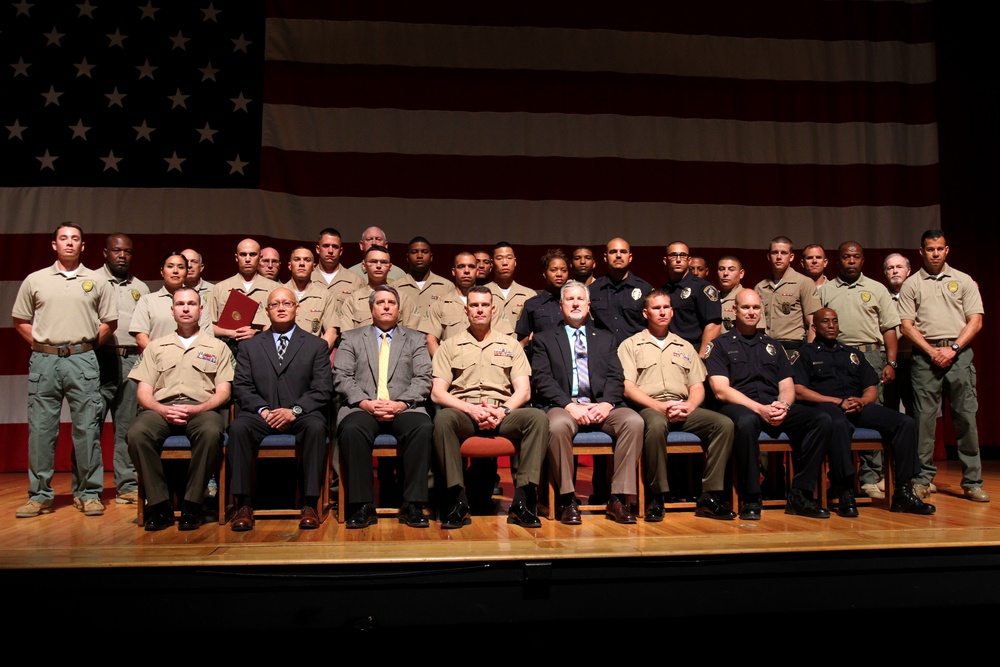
[230,505,254,531]
[890,485,937,515]
[606,497,636,524]
[644,496,664,522]
[695,496,737,520]
[345,503,378,529]
[299,505,321,529]
[559,498,582,525]
[177,507,201,530]
[836,488,859,518]
[507,500,542,528]
[738,502,761,521]
[144,501,174,532]
[785,489,830,519]
[441,502,471,529]
[398,502,429,528]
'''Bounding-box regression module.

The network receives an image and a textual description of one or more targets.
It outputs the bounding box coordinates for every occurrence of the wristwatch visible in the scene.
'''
[887,361,898,369]
[500,406,511,415]
[291,405,303,416]
[951,343,961,353]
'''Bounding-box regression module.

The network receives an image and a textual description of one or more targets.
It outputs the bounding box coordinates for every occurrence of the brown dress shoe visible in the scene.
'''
[559,500,582,525]
[299,505,321,529]
[605,497,636,524]
[231,505,254,531]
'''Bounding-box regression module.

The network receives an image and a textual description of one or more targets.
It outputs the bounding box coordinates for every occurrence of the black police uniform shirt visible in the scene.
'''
[791,341,880,400]
[663,271,721,348]
[705,329,792,404]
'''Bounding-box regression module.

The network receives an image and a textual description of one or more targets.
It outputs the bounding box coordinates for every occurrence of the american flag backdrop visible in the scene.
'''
[1,1,957,470]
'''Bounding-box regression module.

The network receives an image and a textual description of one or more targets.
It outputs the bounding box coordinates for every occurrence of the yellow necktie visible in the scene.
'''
[377,332,390,400]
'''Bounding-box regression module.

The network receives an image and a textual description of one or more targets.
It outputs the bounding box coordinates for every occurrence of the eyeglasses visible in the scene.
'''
[666,253,689,259]
[267,301,296,309]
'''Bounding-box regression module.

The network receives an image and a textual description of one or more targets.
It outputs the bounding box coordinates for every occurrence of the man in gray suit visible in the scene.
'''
[334,285,434,528]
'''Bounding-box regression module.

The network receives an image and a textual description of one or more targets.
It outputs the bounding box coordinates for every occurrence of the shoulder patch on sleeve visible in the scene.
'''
[788,350,800,365]
[704,285,719,302]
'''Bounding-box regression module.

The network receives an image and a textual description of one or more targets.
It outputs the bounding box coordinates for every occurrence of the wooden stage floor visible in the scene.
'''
[3,460,1000,631]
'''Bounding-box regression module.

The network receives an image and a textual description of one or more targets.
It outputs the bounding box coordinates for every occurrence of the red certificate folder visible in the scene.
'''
[216,290,260,330]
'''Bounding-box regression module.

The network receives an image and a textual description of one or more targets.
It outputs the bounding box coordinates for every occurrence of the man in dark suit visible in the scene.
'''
[531,281,642,524]
[334,285,433,528]
[227,287,333,531]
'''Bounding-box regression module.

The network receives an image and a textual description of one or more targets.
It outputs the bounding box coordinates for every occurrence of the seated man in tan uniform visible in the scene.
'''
[127,288,233,531]
[431,286,548,529]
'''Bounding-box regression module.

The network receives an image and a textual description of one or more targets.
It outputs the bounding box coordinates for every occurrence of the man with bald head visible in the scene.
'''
[706,289,831,520]
[258,247,282,281]
[97,233,149,504]
[209,238,282,351]
[348,226,405,282]
[227,287,334,531]
[819,240,900,498]
[589,237,653,347]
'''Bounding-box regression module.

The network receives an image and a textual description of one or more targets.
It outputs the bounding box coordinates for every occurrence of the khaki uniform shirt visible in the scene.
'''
[618,330,702,402]
[486,280,536,335]
[819,273,900,347]
[897,263,984,340]
[130,287,214,342]
[13,263,117,344]
[98,265,149,348]
[310,266,365,312]
[129,331,234,404]
[192,279,214,306]
[392,271,453,329]
[432,329,530,404]
[720,284,767,332]
[889,292,912,357]
[335,284,413,333]
[284,280,337,336]
[418,291,469,342]
[208,274,281,329]
[754,267,821,340]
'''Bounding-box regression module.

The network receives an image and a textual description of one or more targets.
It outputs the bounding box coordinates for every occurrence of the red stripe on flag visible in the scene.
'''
[260,149,940,206]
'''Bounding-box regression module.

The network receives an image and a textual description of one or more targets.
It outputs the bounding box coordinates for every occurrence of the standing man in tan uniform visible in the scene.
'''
[311,228,365,314]
[898,229,987,502]
[348,226,406,282]
[209,238,281,350]
[419,251,480,356]
[486,241,535,335]
[258,247,282,281]
[619,289,735,522]
[181,248,213,304]
[755,236,822,355]
[718,255,765,333]
[285,246,337,348]
[393,237,452,329]
[819,241,900,498]
[431,286,548,529]
[337,246,413,332]
[13,223,118,518]
[800,244,829,288]
[97,233,149,505]
[473,251,493,286]
[127,288,233,530]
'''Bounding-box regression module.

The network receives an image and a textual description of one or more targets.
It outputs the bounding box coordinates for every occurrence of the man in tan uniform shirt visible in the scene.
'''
[285,246,338,348]
[431,286,548,530]
[898,229,987,502]
[718,255,766,332]
[209,238,281,348]
[486,241,536,335]
[13,223,118,518]
[310,227,365,314]
[419,251,480,356]
[755,236,821,354]
[819,241,900,497]
[392,237,452,329]
[97,233,149,505]
[336,246,413,333]
[127,288,233,531]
